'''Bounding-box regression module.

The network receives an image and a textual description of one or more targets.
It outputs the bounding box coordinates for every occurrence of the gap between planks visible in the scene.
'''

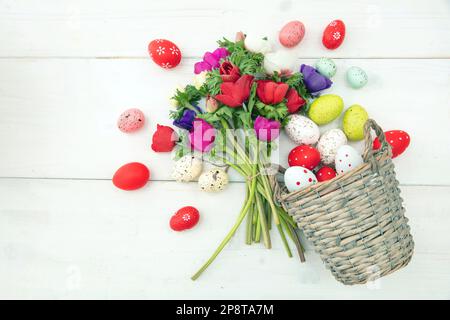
[0,176,449,188]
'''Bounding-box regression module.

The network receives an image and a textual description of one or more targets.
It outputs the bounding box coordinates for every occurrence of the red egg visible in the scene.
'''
[170,206,200,231]
[316,166,336,182]
[288,145,321,170]
[148,39,182,69]
[322,20,346,50]
[373,130,410,158]
[113,162,150,190]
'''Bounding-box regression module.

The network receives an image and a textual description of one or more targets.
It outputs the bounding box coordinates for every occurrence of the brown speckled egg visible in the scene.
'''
[317,129,347,165]
[285,114,320,145]
[117,108,145,133]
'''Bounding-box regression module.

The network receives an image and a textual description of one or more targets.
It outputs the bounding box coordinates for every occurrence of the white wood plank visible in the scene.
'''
[0,0,449,58]
[0,58,449,185]
[0,179,449,299]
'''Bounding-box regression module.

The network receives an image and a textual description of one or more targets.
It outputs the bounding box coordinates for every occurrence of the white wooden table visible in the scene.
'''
[1,0,449,299]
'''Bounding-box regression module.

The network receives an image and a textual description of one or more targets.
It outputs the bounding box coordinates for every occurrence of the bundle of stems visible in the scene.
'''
[191,119,305,280]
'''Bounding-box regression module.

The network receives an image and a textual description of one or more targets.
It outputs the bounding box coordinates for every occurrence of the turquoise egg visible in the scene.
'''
[346,66,368,89]
[315,58,336,78]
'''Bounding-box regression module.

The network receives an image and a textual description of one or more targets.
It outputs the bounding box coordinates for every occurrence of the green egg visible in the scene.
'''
[308,94,344,125]
[342,104,369,141]
[346,66,368,89]
[315,58,336,78]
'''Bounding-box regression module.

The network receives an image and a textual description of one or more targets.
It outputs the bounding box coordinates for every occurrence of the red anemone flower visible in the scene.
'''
[256,80,289,105]
[286,88,306,113]
[215,74,254,108]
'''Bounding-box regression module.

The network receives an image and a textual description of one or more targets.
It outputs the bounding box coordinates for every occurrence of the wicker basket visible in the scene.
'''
[273,119,414,285]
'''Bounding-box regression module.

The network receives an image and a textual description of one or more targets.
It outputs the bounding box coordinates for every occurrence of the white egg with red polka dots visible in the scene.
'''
[335,145,363,175]
[284,166,318,193]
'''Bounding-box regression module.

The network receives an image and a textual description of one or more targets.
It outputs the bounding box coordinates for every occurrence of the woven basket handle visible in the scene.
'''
[362,119,392,164]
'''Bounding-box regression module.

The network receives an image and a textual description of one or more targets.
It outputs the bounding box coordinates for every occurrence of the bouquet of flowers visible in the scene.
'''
[168,32,334,280]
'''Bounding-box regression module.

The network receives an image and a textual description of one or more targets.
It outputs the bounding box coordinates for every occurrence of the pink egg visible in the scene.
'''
[279,21,305,48]
[117,108,145,133]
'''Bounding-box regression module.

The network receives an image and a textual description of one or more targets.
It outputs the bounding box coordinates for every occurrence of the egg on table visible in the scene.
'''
[315,58,337,78]
[117,108,145,133]
[198,168,229,192]
[113,162,150,191]
[308,94,344,125]
[335,145,363,174]
[171,155,203,182]
[346,66,368,89]
[284,166,318,193]
[317,129,348,165]
[285,114,320,145]
[322,19,346,50]
[148,39,182,69]
[279,20,305,48]
[342,104,369,141]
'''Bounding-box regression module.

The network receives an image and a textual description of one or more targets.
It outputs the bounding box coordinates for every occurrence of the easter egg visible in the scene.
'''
[322,19,346,50]
[198,168,229,192]
[170,206,200,231]
[172,155,203,182]
[113,162,150,191]
[308,94,344,125]
[343,104,369,141]
[148,39,181,69]
[288,145,321,170]
[335,145,363,174]
[317,129,348,165]
[346,66,368,89]
[373,130,410,158]
[279,21,305,48]
[315,58,337,78]
[316,166,336,182]
[285,114,320,145]
[117,108,145,133]
[284,166,318,193]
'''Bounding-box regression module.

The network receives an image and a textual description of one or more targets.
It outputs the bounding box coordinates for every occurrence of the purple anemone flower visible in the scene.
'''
[173,109,197,131]
[172,103,202,131]
[300,64,332,94]
[194,48,229,74]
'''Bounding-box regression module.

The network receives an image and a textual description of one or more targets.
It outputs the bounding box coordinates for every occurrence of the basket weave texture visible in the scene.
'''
[274,119,414,285]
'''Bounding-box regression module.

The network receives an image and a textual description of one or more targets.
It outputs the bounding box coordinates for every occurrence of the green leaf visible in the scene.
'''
[204,69,222,96]
[247,82,257,114]
[254,101,288,122]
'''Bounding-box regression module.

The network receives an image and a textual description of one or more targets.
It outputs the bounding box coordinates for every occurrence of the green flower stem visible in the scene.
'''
[278,219,293,258]
[254,207,261,243]
[245,191,254,245]
[282,217,306,262]
[256,193,271,249]
[251,202,258,242]
[191,162,258,281]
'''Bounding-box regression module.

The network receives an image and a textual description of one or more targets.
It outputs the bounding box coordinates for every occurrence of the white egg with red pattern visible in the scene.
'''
[284,166,318,193]
[335,145,363,175]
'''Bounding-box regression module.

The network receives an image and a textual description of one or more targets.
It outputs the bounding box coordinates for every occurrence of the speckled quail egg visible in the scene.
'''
[317,129,348,165]
[346,66,368,89]
[315,58,337,78]
[171,155,203,182]
[285,114,320,145]
[198,168,229,192]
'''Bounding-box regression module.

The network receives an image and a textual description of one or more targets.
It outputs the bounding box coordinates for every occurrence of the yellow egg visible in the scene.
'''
[342,104,369,141]
[308,94,344,125]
